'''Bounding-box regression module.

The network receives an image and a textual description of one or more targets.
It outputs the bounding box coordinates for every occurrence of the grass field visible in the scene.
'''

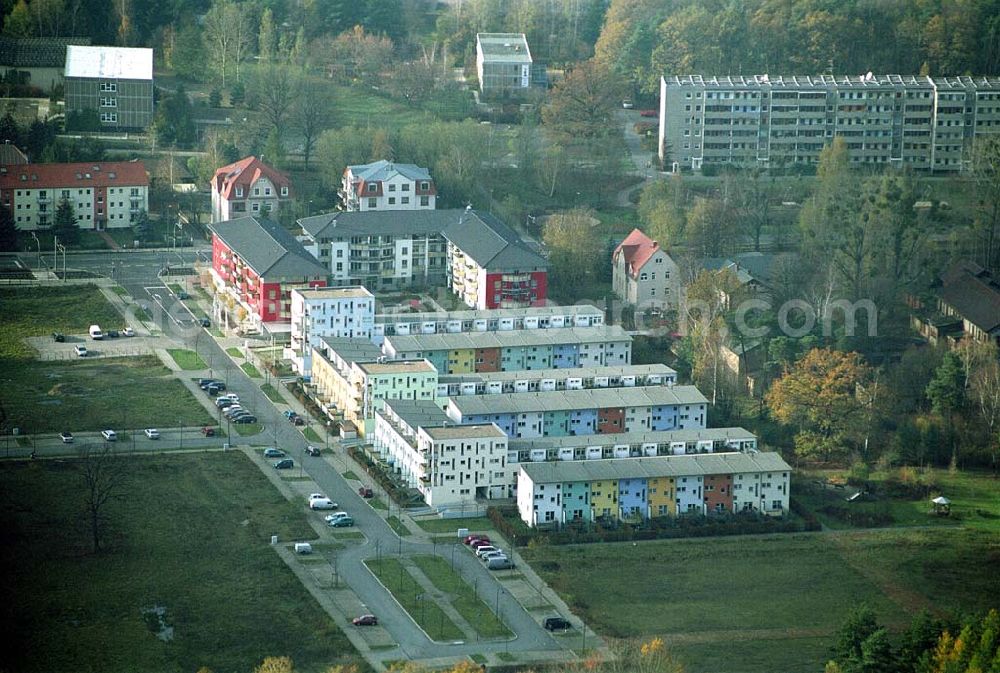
[365,558,464,641]
[302,427,322,443]
[521,528,1000,673]
[386,515,411,537]
[410,555,511,639]
[414,517,493,534]
[241,362,262,378]
[3,355,214,433]
[260,383,283,403]
[233,422,262,437]
[0,285,122,358]
[0,452,361,673]
[166,348,206,370]
[226,347,244,358]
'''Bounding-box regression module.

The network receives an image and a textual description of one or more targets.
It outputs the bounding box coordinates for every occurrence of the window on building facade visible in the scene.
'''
[420,196,429,206]
[368,198,377,208]
[401,197,409,204]
[280,186,288,196]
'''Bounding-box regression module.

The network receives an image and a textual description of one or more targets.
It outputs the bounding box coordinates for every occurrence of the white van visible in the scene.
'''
[89,325,103,340]
[309,497,336,510]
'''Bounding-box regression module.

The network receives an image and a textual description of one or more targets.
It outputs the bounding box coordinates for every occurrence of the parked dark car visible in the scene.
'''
[177,291,190,300]
[352,614,377,626]
[283,410,298,419]
[543,617,571,631]
[199,317,210,327]
[200,427,216,437]
[358,486,374,498]
[206,384,224,395]
[292,416,305,426]
[233,415,257,424]
[52,332,65,342]
[106,329,120,338]
[306,446,321,457]
[273,458,293,469]
[198,378,218,389]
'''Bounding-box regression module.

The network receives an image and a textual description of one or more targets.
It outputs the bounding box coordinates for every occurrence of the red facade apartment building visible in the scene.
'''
[208,216,327,328]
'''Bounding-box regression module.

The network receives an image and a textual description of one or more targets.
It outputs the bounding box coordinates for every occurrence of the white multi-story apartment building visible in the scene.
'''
[659,74,1000,173]
[373,304,604,345]
[211,156,292,223]
[612,228,680,310]
[310,338,438,438]
[290,287,375,377]
[0,161,148,230]
[374,399,508,508]
[340,160,436,211]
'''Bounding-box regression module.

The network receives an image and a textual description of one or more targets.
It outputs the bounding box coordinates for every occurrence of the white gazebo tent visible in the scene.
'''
[931,496,951,515]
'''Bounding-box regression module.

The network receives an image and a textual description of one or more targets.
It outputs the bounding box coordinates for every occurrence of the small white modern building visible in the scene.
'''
[476,33,533,94]
[290,286,375,377]
[374,399,509,508]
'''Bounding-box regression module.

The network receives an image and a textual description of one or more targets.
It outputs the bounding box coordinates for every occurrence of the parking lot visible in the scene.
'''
[26,333,173,360]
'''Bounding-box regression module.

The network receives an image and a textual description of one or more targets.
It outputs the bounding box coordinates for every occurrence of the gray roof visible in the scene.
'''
[443,210,547,272]
[382,399,451,429]
[376,304,603,325]
[65,45,152,80]
[0,36,90,68]
[385,325,632,354]
[938,261,1000,333]
[439,363,676,385]
[298,209,458,240]
[520,452,791,484]
[347,160,431,183]
[319,337,382,364]
[477,33,532,63]
[509,427,756,451]
[209,216,327,279]
[450,385,709,416]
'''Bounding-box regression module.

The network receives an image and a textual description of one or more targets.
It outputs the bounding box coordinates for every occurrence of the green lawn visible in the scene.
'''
[233,423,262,437]
[2,355,213,434]
[166,348,206,371]
[521,528,1000,673]
[411,555,511,639]
[386,515,411,537]
[413,517,493,535]
[368,497,389,511]
[0,285,122,358]
[342,471,361,482]
[111,285,129,296]
[226,347,243,358]
[0,452,361,673]
[241,362,262,378]
[302,427,322,443]
[365,558,464,641]
[260,383,283,403]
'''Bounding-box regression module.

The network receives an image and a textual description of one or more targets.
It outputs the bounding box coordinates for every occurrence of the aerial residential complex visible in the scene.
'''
[518,452,792,526]
[290,287,375,376]
[382,325,633,374]
[0,160,148,231]
[612,228,681,309]
[340,160,436,211]
[64,45,153,130]
[659,74,1000,172]
[372,304,604,345]
[445,385,709,438]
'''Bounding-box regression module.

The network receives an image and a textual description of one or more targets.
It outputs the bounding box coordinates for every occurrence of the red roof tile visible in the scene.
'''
[211,156,291,200]
[0,160,148,190]
[613,228,661,279]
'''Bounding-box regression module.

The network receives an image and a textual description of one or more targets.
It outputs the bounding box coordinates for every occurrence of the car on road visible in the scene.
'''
[358,486,374,498]
[622,99,634,109]
[329,516,354,527]
[59,431,74,444]
[305,445,321,457]
[101,429,117,441]
[107,329,120,338]
[273,458,293,469]
[309,497,336,510]
[543,616,571,631]
[324,511,349,522]
[292,416,305,426]
[232,415,257,424]
[199,318,210,327]
[201,426,216,436]
[74,344,88,357]
[52,332,65,342]
[144,428,160,439]
[263,448,285,458]
[122,327,135,337]
[352,614,377,626]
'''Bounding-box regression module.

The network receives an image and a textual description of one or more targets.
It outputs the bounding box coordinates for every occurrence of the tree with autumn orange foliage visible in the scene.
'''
[766,348,874,463]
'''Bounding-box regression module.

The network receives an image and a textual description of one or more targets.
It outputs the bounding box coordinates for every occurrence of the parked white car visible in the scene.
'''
[74,344,88,357]
[309,497,336,510]
[144,428,160,439]
[101,429,117,441]
[324,511,349,522]
[122,326,135,337]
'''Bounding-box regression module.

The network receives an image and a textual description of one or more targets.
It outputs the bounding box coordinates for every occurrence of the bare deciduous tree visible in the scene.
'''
[78,443,127,554]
